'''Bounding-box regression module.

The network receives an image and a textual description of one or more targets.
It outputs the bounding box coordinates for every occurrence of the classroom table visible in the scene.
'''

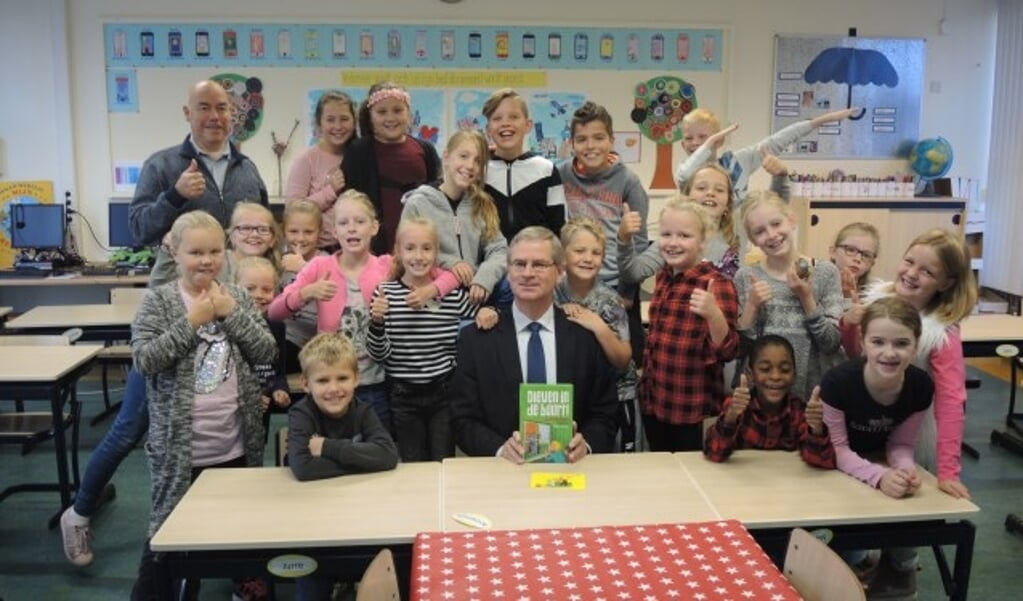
[150,463,442,601]
[411,519,799,601]
[4,302,139,343]
[676,451,979,601]
[442,452,719,531]
[960,313,1023,452]
[0,345,100,526]
[0,272,148,312]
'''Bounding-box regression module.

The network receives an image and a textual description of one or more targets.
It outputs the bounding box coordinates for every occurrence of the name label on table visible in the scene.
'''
[266,554,318,578]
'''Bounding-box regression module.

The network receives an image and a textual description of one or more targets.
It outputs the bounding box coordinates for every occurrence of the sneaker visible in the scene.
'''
[867,560,917,600]
[852,551,881,588]
[59,507,94,567]
[232,577,272,601]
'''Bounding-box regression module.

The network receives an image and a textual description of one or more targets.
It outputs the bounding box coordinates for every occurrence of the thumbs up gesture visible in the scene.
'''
[174,158,207,200]
[746,272,773,310]
[301,271,338,302]
[759,145,789,177]
[840,269,866,325]
[724,373,751,425]
[690,279,723,321]
[805,385,825,435]
[370,286,389,325]
[617,202,643,243]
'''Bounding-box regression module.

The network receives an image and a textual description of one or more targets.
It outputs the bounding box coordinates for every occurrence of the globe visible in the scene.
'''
[909,137,953,180]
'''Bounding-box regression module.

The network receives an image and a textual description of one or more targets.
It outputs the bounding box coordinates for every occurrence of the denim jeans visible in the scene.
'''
[357,381,392,435]
[391,378,453,462]
[295,575,335,601]
[74,367,149,517]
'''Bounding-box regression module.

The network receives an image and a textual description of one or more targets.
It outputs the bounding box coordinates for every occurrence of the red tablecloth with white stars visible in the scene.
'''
[411,519,801,601]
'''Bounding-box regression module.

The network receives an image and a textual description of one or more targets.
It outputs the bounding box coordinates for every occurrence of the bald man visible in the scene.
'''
[130,79,268,286]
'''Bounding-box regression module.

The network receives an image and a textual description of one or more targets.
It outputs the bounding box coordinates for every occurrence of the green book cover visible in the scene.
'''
[519,383,574,463]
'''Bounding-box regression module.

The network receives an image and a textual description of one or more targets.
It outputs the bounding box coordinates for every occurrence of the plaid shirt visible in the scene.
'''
[639,261,738,425]
[704,393,836,468]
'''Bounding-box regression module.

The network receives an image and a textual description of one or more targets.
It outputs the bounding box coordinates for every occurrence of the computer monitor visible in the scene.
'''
[108,202,141,248]
[9,203,65,250]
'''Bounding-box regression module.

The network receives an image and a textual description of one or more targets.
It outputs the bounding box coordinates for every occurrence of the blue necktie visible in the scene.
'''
[526,322,546,383]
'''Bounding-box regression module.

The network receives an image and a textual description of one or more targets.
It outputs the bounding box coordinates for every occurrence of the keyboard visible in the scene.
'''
[0,268,52,279]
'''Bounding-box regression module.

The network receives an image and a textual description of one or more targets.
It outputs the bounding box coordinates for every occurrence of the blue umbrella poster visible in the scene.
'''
[772,35,923,159]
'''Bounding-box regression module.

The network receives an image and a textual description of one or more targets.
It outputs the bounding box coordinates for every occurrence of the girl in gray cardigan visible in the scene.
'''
[129,211,276,601]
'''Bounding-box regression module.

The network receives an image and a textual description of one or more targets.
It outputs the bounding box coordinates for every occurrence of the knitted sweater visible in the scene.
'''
[133,281,275,536]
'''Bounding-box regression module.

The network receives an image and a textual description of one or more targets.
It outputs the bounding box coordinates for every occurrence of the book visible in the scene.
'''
[519,383,573,463]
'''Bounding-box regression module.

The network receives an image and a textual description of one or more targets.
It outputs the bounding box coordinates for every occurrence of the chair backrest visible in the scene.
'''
[356,548,399,601]
[0,334,72,346]
[110,287,147,305]
[783,528,865,601]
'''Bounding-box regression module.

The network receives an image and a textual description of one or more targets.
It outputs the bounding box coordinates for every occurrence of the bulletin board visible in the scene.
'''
[771,35,924,159]
[103,22,729,196]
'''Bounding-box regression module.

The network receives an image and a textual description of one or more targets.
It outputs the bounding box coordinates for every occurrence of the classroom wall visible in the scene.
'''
[0,0,998,261]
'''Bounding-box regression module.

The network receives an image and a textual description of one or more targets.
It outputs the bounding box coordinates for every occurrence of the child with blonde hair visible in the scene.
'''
[130,210,275,600]
[288,333,398,601]
[279,200,327,372]
[842,228,978,500]
[734,191,844,402]
[555,216,639,451]
[269,190,459,429]
[636,200,739,452]
[368,217,496,462]
[285,90,358,250]
[226,201,281,280]
[401,129,508,305]
[342,81,440,254]
[830,222,881,327]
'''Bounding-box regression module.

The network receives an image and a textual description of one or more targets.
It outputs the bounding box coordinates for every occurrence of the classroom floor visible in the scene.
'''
[1,362,1022,600]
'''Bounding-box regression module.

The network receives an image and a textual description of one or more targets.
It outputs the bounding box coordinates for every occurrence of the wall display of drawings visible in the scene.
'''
[772,35,924,158]
[104,23,723,72]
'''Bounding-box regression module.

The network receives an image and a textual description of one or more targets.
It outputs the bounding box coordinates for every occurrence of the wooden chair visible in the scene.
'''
[93,287,145,425]
[783,527,865,601]
[0,331,83,462]
[356,548,399,601]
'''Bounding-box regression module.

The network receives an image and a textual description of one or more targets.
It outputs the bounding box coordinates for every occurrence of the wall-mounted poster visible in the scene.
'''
[772,35,924,158]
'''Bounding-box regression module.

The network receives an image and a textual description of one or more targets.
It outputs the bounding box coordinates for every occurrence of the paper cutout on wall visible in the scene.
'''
[212,73,265,144]
[631,75,698,188]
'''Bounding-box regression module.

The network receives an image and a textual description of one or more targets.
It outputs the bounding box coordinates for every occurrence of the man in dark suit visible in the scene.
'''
[451,226,619,462]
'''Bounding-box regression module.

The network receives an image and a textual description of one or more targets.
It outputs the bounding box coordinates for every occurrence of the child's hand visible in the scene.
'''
[405,284,438,310]
[272,390,291,409]
[260,395,271,412]
[879,468,913,498]
[746,272,773,310]
[301,272,338,302]
[759,146,789,176]
[187,287,218,328]
[325,167,345,193]
[281,253,307,273]
[705,123,739,150]
[618,202,643,243]
[563,303,604,333]
[690,279,724,321]
[785,263,813,300]
[475,306,499,330]
[370,288,389,324]
[452,262,476,286]
[839,267,858,299]
[805,385,825,435]
[468,283,488,306]
[938,478,972,500]
[904,467,922,495]
[724,374,751,425]
[209,282,236,318]
[309,435,325,457]
[843,299,866,326]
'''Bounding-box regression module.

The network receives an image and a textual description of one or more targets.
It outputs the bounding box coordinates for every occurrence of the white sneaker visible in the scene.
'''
[60,507,94,567]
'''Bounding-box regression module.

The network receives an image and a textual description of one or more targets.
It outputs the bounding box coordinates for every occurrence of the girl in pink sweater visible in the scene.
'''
[269,190,458,429]
[284,91,357,250]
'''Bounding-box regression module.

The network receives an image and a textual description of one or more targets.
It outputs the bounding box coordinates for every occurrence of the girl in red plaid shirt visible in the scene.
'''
[635,199,740,452]
[704,334,835,466]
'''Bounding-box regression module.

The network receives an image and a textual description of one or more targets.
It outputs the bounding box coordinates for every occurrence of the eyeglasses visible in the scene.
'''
[509,260,556,273]
[234,225,273,236]
[835,244,876,261]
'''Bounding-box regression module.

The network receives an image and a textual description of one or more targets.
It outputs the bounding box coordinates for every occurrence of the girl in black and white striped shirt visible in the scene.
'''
[367,217,497,461]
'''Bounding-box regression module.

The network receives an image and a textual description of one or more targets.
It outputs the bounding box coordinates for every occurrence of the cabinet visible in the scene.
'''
[793,196,966,282]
